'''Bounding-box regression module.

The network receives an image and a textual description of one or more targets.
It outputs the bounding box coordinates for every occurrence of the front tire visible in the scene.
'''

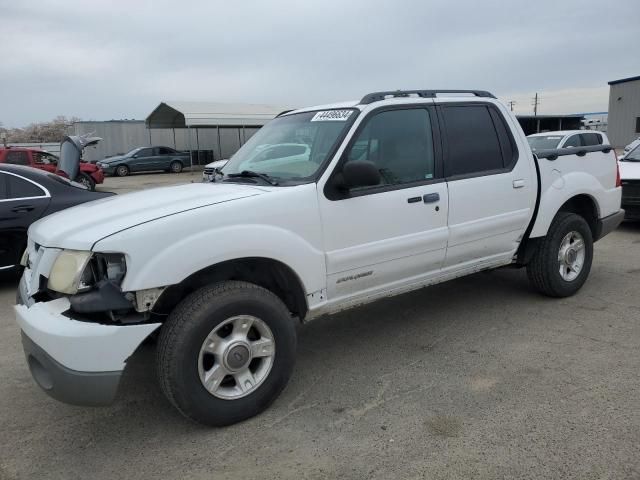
[115,165,129,177]
[527,212,593,297]
[157,281,297,426]
[75,173,96,191]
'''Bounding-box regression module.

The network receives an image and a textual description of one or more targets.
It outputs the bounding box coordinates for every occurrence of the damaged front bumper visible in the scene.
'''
[15,273,161,406]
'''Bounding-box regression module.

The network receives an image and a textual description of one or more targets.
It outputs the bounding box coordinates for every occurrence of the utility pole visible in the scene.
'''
[507,100,516,111]
[531,93,540,116]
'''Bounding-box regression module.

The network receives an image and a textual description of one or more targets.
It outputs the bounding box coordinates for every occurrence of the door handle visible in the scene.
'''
[513,179,525,189]
[423,192,440,203]
[11,205,35,213]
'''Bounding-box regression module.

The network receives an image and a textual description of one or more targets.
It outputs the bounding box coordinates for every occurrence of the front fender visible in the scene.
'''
[93,186,326,296]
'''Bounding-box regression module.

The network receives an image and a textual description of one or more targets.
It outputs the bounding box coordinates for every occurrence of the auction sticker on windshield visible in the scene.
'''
[311,110,353,122]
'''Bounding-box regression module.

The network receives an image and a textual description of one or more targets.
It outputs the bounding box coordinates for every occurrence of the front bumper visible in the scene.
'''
[595,209,625,241]
[90,168,105,184]
[15,274,161,406]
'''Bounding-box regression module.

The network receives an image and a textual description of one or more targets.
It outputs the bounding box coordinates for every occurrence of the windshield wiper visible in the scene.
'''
[226,170,279,186]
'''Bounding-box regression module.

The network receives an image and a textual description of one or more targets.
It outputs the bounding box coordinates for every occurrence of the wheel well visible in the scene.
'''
[153,257,308,321]
[558,194,598,238]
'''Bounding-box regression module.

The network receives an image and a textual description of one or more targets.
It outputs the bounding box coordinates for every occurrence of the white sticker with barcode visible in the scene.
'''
[311,110,353,122]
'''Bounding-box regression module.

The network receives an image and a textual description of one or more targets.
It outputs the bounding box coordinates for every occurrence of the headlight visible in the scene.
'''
[47,250,127,295]
[48,250,92,294]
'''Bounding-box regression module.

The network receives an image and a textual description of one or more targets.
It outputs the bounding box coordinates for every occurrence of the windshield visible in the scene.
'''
[623,144,640,162]
[222,109,358,183]
[527,135,564,151]
[124,147,143,157]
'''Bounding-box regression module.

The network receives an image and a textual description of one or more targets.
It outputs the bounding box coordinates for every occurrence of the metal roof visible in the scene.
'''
[608,75,640,86]
[145,101,292,128]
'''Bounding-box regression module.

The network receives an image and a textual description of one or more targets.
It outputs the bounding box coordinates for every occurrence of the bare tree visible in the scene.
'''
[1,116,81,143]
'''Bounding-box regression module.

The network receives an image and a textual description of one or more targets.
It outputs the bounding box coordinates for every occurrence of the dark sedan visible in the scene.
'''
[0,165,113,272]
[95,146,190,177]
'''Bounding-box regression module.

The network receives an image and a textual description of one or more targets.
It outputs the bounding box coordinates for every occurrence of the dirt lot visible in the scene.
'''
[1,173,639,479]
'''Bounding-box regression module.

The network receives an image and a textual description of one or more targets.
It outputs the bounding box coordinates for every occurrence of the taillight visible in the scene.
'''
[614,151,622,187]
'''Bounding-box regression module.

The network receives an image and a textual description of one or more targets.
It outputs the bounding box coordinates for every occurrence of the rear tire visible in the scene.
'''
[169,161,183,173]
[75,173,96,191]
[115,165,129,177]
[157,281,297,426]
[526,212,593,297]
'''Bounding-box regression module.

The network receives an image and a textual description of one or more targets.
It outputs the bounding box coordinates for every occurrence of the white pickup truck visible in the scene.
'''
[15,90,623,426]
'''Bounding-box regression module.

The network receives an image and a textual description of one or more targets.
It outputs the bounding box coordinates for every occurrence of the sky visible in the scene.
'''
[0,0,637,127]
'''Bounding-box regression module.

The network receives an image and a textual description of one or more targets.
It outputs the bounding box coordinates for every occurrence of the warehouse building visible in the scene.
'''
[607,75,640,147]
[72,102,289,164]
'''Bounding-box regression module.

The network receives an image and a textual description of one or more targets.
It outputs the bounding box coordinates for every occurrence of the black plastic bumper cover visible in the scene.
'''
[21,332,122,406]
[595,209,625,241]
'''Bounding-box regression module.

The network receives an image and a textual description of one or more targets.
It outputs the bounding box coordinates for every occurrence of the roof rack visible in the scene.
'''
[359,89,496,105]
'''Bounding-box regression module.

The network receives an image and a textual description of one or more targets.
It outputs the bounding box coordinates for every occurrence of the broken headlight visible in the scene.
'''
[48,251,126,295]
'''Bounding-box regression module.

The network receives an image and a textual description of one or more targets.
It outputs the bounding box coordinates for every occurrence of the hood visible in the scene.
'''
[100,154,127,164]
[29,182,267,250]
[57,135,102,180]
[619,160,640,180]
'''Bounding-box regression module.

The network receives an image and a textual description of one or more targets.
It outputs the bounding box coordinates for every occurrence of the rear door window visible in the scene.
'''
[0,174,7,199]
[7,175,46,199]
[441,105,505,177]
[5,151,30,165]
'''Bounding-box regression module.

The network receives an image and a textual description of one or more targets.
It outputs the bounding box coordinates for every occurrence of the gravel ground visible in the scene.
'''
[0,173,638,479]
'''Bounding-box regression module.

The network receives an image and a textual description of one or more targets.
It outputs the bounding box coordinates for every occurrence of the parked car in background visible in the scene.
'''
[0,147,104,191]
[619,143,640,220]
[623,137,640,155]
[14,89,623,426]
[0,165,113,272]
[202,159,228,182]
[96,146,190,176]
[527,130,607,151]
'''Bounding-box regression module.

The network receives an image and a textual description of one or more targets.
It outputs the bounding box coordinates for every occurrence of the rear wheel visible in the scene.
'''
[115,165,129,177]
[169,161,183,173]
[75,173,96,191]
[527,212,593,297]
[157,281,297,426]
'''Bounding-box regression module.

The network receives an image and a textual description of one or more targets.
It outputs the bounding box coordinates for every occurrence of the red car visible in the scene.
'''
[0,147,104,190]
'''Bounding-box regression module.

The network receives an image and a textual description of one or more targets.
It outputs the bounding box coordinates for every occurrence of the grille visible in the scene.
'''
[203,168,214,175]
[621,179,640,204]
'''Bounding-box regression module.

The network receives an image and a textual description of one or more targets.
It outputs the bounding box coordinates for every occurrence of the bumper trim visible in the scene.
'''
[595,209,625,241]
[22,332,121,406]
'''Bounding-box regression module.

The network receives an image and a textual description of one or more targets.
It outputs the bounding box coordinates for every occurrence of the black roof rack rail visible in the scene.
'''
[359,89,496,105]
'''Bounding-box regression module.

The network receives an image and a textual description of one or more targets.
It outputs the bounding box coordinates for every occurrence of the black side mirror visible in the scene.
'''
[342,160,381,189]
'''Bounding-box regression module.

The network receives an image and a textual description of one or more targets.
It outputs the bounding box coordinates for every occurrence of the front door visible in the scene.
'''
[438,103,536,268]
[319,106,449,304]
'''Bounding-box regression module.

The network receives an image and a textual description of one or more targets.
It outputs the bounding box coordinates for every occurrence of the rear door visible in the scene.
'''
[438,102,536,269]
[0,172,50,268]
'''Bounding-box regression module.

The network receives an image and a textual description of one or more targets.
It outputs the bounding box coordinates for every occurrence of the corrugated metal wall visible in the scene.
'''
[608,80,640,147]
[73,121,260,164]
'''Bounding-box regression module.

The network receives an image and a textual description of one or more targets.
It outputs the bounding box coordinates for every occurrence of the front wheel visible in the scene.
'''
[75,173,96,191]
[527,212,593,297]
[157,281,297,426]
[115,165,129,177]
